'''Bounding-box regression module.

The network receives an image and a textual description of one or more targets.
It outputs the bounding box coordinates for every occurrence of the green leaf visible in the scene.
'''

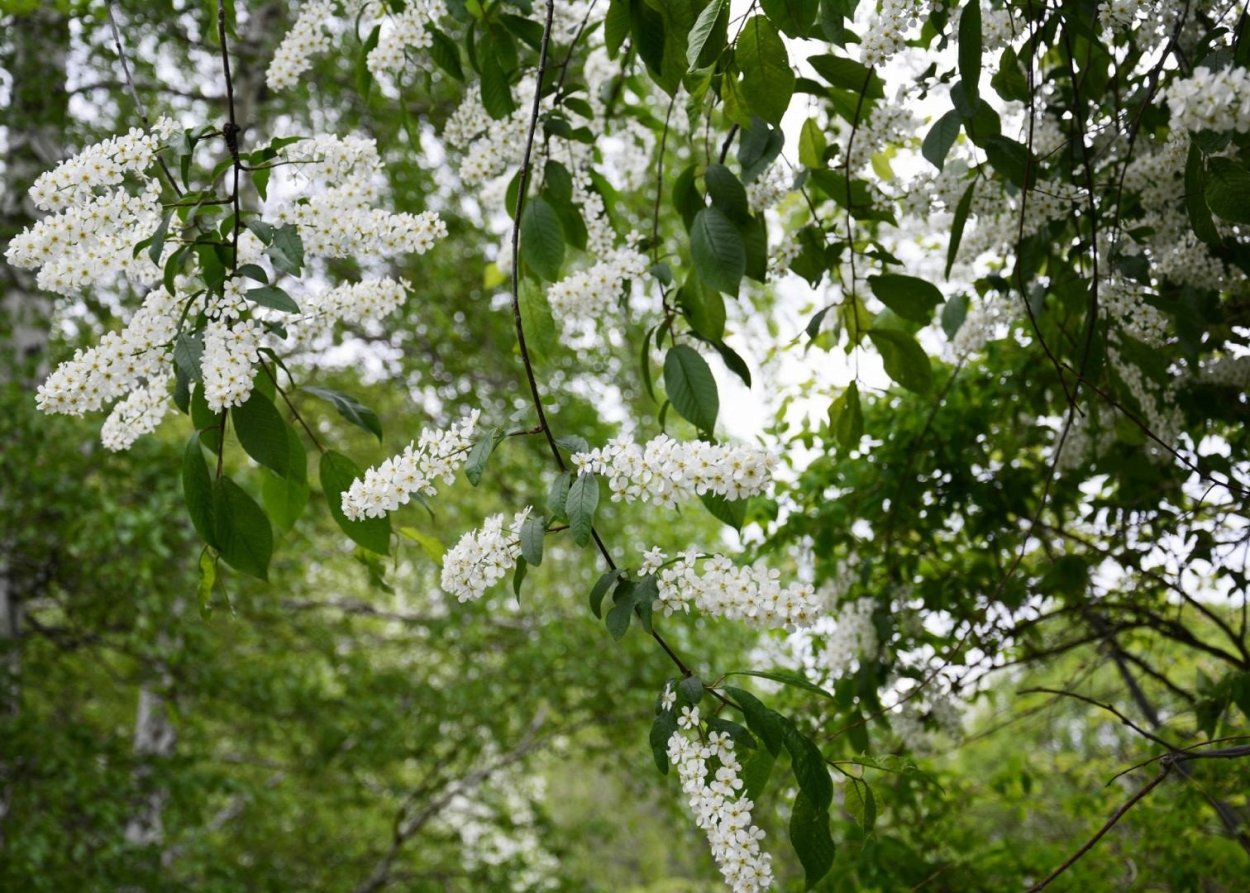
[1205,156,1250,224]
[148,210,173,265]
[429,26,464,80]
[738,117,785,183]
[197,549,216,615]
[868,328,933,393]
[606,581,634,640]
[742,746,776,801]
[942,293,970,339]
[728,669,838,702]
[679,278,726,341]
[690,207,746,294]
[464,427,505,486]
[958,1,982,101]
[303,386,383,442]
[518,280,557,358]
[806,54,883,99]
[700,490,747,530]
[736,16,794,125]
[634,575,659,633]
[922,110,961,172]
[799,117,828,168]
[479,49,515,119]
[190,383,224,454]
[213,476,273,580]
[845,776,877,831]
[605,0,631,56]
[790,790,836,889]
[232,390,291,478]
[512,556,528,600]
[320,450,391,555]
[567,472,599,547]
[650,709,679,773]
[725,686,784,755]
[867,274,944,323]
[548,471,572,520]
[678,674,704,705]
[520,198,565,281]
[946,179,976,277]
[520,513,545,566]
[983,135,1036,188]
[704,164,751,223]
[828,381,863,450]
[762,0,820,37]
[262,468,309,534]
[664,345,720,433]
[267,224,304,277]
[398,526,445,563]
[589,568,624,618]
[686,0,726,69]
[245,285,300,314]
[1186,142,1222,244]
[182,435,218,548]
[991,46,1030,102]
[780,717,833,810]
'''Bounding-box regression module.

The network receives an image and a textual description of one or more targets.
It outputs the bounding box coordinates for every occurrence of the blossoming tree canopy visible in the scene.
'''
[5,0,1250,889]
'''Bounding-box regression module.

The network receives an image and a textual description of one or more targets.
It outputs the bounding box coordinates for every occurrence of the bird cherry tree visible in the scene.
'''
[6,0,1250,889]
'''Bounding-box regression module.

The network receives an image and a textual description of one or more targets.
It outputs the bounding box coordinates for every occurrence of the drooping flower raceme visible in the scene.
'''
[545,247,650,326]
[667,726,774,893]
[572,434,776,507]
[650,550,821,631]
[342,410,481,520]
[441,507,532,603]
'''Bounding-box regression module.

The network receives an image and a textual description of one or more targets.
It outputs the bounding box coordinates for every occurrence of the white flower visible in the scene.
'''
[677,705,700,730]
[668,727,774,893]
[342,410,481,520]
[1163,66,1250,135]
[440,507,531,602]
[572,434,776,507]
[201,318,264,412]
[651,550,822,631]
[545,247,650,326]
[660,684,676,712]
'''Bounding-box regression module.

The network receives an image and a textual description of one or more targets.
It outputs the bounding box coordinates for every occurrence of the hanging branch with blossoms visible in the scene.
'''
[8,0,1250,888]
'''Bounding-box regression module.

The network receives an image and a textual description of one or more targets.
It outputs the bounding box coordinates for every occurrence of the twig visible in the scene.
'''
[1025,766,1172,892]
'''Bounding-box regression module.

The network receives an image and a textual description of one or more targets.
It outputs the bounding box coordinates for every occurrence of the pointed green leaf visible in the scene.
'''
[232,390,291,478]
[303,386,383,442]
[182,434,218,548]
[867,274,944,323]
[567,472,599,546]
[736,16,794,125]
[664,345,720,433]
[213,476,273,580]
[867,328,933,393]
[690,207,746,294]
[520,513,545,566]
[790,790,836,889]
[520,197,565,281]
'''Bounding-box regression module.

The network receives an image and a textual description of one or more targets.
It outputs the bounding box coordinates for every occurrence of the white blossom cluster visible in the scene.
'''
[366,0,447,81]
[888,703,928,752]
[272,134,447,260]
[846,100,919,174]
[571,434,776,506]
[667,724,773,893]
[819,596,879,676]
[6,180,165,297]
[545,247,650,325]
[1199,354,1250,389]
[440,764,559,892]
[341,410,481,520]
[34,286,182,417]
[265,0,340,91]
[746,164,792,213]
[100,375,172,451]
[860,0,925,66]
[201,318,265,412]
[650,550,821,630]
[25,118,177,212]
[443,86,534,185]
[1164,65,1250,134]
[1100,0,1157,30]
[1107,340,1184,464]
[301,277,410,331]
[440,507,531,603]
[1102,275,1167,347]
